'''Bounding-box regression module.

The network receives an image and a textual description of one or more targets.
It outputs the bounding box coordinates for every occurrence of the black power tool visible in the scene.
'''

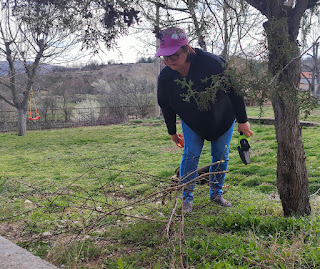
[237,132,251,165]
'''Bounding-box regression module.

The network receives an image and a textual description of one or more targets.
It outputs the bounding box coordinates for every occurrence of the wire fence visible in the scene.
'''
[0,105,155,133]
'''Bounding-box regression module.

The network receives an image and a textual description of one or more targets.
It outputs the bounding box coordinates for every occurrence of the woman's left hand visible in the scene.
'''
[238,122,254,137]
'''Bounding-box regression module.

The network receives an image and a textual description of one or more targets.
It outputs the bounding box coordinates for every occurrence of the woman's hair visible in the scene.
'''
[182,45,196,62]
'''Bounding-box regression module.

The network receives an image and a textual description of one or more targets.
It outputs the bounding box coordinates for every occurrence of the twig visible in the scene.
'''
[166,191,179,238]
[309,187,320,197]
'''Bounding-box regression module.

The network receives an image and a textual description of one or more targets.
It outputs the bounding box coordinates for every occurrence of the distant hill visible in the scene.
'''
[0,61,63,76]
[39,62,158,85]
[88,62,158,81]
[0,60,158,80]
[0,61,159,112]
[28,62,159,101]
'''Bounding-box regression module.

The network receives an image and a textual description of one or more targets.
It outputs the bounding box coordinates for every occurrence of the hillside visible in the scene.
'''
[34,62,158,96]
[66,62,158,81]
[96,62,158,81]
[0,61,59,76]
[51,62,157,82]
[0,61,157,93]
[0,62,159,116]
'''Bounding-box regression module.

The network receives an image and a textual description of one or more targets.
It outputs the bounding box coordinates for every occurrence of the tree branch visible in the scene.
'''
[0,92,16,107]
[307,0,320,9]
[289,0,310,40]
[243,0,267,16]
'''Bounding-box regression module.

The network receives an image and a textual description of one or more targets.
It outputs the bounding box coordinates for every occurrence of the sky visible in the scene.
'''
[0,24,157,68]
[67,28,157,67]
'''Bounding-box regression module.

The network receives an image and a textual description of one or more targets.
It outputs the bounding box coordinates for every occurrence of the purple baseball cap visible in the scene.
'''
[155,27,188,57]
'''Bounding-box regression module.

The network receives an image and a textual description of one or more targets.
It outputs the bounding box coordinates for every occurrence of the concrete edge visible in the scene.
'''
[0,236,58,269]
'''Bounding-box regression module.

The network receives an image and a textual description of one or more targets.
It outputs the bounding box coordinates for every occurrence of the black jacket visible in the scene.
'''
[157,48,248,141]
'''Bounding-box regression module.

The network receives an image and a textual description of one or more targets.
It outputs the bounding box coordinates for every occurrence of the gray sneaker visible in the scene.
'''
[182,201,193,213]
[212,195,232,207]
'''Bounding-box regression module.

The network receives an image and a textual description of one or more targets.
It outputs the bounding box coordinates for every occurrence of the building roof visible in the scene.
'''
[301,72,314,79]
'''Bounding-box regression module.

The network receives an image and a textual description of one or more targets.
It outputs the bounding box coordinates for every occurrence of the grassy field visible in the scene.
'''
[0,105,320,268]
[246,104,320,123]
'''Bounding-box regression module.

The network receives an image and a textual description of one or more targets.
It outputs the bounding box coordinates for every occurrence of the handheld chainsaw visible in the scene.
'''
[237,132,251,165]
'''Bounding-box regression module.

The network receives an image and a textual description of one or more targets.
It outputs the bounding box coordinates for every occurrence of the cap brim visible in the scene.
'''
[155,46,181,57]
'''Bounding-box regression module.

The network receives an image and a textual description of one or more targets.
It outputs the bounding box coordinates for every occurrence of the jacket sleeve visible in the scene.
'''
[157,75,177,135]
[227,87,248,123]
[217,56,248,124]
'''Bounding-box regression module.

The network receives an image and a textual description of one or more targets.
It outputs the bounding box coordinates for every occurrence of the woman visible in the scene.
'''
[156,27,253,213]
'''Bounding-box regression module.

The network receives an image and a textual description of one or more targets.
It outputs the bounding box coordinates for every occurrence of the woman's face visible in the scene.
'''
[163,47,188,72]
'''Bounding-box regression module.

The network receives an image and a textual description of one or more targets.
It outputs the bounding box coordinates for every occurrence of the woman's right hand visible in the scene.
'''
[170,134,184,148]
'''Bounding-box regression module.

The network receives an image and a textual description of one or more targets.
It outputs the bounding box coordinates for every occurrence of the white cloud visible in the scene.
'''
[67,29,156,66]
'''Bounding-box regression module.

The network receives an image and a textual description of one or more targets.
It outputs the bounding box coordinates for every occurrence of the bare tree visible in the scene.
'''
[95,76,155,119]
[301,39,320,99]
[141,0,263,60]
[125,77,155,117]
[0,0,139,136]
[305,42,320,97]
[0,2,79,135]
[300,11,320,99]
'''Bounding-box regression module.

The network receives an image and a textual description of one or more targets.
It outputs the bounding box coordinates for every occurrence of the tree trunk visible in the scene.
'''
[313,42,319,98]
[17,108,27,136]
[188,0,207,51]
[221,0,230,60]
[311,42,317,97]
[266,18,311,216]
[272,97,311,216]
[154,1,161,117]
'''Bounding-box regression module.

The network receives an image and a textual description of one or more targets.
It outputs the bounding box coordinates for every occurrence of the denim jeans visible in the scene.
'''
[180,120,235,202]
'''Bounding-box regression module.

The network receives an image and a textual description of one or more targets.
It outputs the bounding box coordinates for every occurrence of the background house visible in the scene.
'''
[300,72,319,99]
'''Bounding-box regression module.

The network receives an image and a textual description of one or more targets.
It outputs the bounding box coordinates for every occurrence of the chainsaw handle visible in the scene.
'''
[238,122,254,137]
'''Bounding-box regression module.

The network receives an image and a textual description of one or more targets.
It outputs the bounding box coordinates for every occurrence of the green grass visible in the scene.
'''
[246,104,320,123]
[0,105,320,268]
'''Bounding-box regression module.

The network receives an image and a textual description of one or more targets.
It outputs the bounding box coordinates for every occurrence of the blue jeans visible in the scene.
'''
[180,120,235,202]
